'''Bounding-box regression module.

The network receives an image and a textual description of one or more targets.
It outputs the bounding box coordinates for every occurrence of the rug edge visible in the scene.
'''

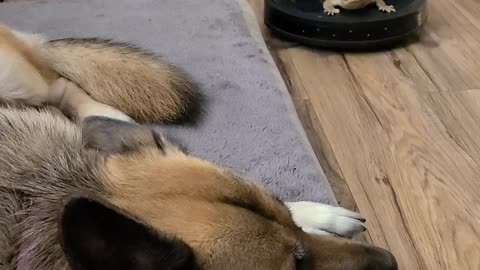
[235,0,337,204]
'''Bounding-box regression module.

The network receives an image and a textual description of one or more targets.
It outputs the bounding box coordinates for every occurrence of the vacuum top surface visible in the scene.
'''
[268,0,425,23]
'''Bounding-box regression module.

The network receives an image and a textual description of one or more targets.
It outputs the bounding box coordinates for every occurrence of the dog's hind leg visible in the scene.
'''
[0,49,51,105]
[286,201,366,238]
[51,77,134,123]
[0,25,58,106]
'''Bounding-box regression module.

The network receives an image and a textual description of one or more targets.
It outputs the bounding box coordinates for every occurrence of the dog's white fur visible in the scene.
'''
[286,201,366,238]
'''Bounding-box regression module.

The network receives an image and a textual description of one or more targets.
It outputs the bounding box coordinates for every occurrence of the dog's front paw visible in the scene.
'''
[286,201,366,238]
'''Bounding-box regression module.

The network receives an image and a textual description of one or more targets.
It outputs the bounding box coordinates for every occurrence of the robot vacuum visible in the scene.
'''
[264,0,428,49]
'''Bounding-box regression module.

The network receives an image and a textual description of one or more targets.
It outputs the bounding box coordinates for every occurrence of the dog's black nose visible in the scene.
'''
[365,247,398,270]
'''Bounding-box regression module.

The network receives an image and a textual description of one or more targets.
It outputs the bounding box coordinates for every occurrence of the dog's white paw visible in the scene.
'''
[301,227,336,236]
[286,201,366,238]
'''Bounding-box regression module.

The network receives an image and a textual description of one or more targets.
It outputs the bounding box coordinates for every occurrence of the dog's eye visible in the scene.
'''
[295,255,314,270]
[295,256,305,269]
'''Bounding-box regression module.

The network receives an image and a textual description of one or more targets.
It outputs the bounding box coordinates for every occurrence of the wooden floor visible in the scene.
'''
[248,1,480,269]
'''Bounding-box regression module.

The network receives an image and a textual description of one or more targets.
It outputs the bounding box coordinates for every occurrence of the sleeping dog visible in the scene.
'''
[0,23,397,270]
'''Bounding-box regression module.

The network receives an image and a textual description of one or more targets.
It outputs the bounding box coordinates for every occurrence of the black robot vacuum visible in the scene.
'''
[265,0,428,49]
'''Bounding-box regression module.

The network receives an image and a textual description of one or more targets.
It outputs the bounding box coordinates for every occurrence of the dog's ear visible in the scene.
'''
[81,116,185,154]
[59,197,196,270]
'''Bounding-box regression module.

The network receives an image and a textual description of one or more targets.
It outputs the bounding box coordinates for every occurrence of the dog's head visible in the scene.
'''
[58,117,397,270]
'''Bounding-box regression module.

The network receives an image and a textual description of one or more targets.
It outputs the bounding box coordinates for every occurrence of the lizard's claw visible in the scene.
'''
[379,5,396,13]
[324,8,340,16]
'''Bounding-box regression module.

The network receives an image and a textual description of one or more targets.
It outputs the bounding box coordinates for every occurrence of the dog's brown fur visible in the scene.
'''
[42,38,202,123]
[0,24,397,270]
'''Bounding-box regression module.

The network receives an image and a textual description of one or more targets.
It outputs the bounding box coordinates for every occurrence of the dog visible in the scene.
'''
[0,23,398,270]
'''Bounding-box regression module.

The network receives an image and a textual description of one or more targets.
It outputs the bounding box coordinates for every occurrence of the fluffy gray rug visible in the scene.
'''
[0,0,336,203]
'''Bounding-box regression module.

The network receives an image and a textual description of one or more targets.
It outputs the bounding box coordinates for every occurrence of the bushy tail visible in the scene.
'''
[41,38,203,124]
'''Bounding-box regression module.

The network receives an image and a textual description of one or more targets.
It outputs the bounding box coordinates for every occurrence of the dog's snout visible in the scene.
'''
[365,247,398,270]
[307,234,398,270]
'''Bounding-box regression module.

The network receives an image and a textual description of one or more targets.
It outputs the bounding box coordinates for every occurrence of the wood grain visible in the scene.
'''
[248,0,480,269]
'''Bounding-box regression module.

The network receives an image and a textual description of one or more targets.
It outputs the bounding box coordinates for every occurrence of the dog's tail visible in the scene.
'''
[39,38,203,124]
[2,24,203,124]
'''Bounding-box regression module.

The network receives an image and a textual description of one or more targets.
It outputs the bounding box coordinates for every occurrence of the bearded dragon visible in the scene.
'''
[322,0,396,16]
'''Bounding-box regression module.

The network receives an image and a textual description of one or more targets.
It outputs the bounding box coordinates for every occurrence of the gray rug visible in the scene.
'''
[0,0,336,204]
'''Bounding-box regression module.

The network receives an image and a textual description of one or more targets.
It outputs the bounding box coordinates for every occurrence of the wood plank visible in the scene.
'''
[406,0,480,92]
[286,48,426,269]
[285,46,480,270]
[424,90,480,173]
